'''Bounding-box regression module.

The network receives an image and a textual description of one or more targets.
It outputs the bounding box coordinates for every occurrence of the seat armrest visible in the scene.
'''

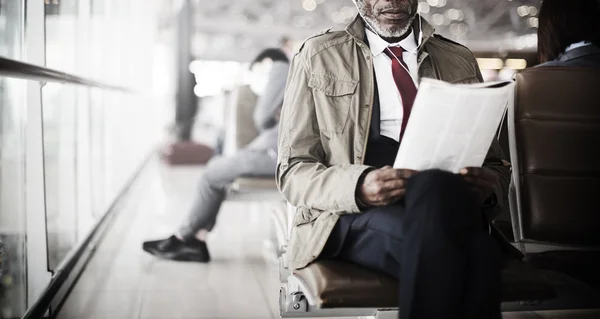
[231,177,277,192]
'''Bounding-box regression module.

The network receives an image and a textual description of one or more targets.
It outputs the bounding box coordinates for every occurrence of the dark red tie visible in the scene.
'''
[384,47,417,142]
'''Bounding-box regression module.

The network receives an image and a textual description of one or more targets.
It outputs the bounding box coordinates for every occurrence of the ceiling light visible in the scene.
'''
[477,58,504,70]
[303,0,317,12]
[505,59,527,70]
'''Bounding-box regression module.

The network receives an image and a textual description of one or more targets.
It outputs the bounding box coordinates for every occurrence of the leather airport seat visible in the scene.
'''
[229,85,259,150]
[292,260,398,309]
[293,259,556,309]
[282,68,600,315]
[512,67,600,288]
[513,67,600,245]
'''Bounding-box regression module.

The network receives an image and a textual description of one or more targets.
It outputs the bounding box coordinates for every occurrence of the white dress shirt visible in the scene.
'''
[366,28,421,142]
[565,41,592,53]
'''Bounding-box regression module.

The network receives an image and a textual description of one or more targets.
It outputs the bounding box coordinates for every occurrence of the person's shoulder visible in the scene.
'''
[535,61,563,68]
[296,27,352,57]
[428,34,476,60]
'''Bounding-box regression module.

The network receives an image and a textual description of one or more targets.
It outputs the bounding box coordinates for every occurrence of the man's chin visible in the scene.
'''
[364,15,413,39]
[383,23,410,33]
[378,25,411,38]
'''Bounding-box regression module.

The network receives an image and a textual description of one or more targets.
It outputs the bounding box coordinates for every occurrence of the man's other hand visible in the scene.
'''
[459,167,499,204]
[358,166,418,207]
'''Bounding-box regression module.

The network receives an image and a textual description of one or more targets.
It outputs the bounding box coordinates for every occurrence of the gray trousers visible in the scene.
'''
[179,148,277,238]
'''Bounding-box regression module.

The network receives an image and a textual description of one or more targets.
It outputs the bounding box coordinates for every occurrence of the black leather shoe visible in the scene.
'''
[142,236,211,262]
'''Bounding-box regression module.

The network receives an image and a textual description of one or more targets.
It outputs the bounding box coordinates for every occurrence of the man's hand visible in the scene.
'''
[358,166,418,207]
[459,167,499,204]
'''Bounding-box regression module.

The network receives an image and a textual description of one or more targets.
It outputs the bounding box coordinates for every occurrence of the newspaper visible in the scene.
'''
[394,78,514,173]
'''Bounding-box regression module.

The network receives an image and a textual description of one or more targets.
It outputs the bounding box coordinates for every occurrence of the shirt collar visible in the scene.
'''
[565,41,593,53]
[365,28,419,57]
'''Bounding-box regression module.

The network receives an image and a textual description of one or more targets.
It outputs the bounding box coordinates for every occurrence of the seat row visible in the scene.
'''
[224,67,600,318]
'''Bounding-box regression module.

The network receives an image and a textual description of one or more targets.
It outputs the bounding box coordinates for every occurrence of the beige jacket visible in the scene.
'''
[277,16,511,270]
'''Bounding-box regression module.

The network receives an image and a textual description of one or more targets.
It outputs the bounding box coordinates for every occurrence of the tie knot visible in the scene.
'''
[385,46,405,59]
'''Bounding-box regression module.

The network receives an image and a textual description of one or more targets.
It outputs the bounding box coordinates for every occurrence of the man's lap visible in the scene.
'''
[318,170,502,279]
[320,204,407,279]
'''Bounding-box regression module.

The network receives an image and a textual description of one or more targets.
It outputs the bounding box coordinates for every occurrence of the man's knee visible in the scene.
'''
[408,169,468,195]
[202,156,237,186]
[356,206,405,240]
[406,169,476,207]
[405,169,480,239]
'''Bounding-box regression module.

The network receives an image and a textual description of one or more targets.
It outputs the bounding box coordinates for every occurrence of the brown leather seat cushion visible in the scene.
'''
[293,260,398,308]
[294,259,556,308]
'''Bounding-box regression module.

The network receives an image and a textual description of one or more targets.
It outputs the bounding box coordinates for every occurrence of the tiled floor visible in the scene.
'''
[57,160,599,319]
[58,160,282,319]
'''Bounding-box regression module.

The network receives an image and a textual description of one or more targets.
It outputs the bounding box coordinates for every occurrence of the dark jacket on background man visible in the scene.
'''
[539,44,600,67]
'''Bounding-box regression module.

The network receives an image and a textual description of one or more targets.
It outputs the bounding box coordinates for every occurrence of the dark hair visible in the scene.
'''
[250,48,289,68]
[537,0,600,63]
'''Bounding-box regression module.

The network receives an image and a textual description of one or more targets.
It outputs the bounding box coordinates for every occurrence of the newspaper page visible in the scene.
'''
[393,78,514,173]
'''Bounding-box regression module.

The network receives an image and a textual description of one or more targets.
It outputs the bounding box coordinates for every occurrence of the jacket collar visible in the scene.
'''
[345,14,435,50]
[365,28,418,56]
[558,44,600,63]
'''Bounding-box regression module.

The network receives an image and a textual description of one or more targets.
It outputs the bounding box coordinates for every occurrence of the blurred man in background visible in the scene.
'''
[143,48,289,262]
[536,0,600,67]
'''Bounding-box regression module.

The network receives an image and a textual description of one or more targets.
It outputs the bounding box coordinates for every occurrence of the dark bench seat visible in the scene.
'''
[292,259,556,309]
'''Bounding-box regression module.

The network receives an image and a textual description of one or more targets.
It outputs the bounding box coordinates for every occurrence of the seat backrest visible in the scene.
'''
[492,115,515,241]
[233,85,260,149]
[223,85,259,155]
[510,67,600,247]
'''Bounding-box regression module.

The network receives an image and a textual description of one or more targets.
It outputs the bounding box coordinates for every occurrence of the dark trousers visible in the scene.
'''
[320,170,503,319]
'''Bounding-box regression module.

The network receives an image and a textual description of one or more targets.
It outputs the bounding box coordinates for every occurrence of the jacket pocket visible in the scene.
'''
[309,74,358,133]
[293,207,321,226]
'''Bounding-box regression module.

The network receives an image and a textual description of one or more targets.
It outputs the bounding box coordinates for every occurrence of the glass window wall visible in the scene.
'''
[0,0,175,314]
[0,80,27,319]
[0,1,27,317]
[42,83,79,270]
[0,1,24,60]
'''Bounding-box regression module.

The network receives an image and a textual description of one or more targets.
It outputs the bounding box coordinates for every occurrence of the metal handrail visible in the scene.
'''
[0,56,131,92]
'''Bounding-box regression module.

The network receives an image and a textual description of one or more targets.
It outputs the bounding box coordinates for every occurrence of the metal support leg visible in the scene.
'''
[280,286,308,315]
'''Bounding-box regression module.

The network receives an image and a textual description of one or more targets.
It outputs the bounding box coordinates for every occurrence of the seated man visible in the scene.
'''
[276,1,511,318]
[536,0,600,67]
[143,48,290,262]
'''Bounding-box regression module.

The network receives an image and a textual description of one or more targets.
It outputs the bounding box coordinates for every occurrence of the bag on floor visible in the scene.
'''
[161,141,214,165]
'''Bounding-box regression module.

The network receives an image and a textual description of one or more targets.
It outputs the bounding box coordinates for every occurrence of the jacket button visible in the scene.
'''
[364,104,369,108]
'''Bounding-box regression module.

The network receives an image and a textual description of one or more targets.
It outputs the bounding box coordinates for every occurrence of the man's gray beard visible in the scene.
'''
[356,1,416,38]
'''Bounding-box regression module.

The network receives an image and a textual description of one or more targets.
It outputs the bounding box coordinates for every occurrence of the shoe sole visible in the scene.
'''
[143,247,210,263]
